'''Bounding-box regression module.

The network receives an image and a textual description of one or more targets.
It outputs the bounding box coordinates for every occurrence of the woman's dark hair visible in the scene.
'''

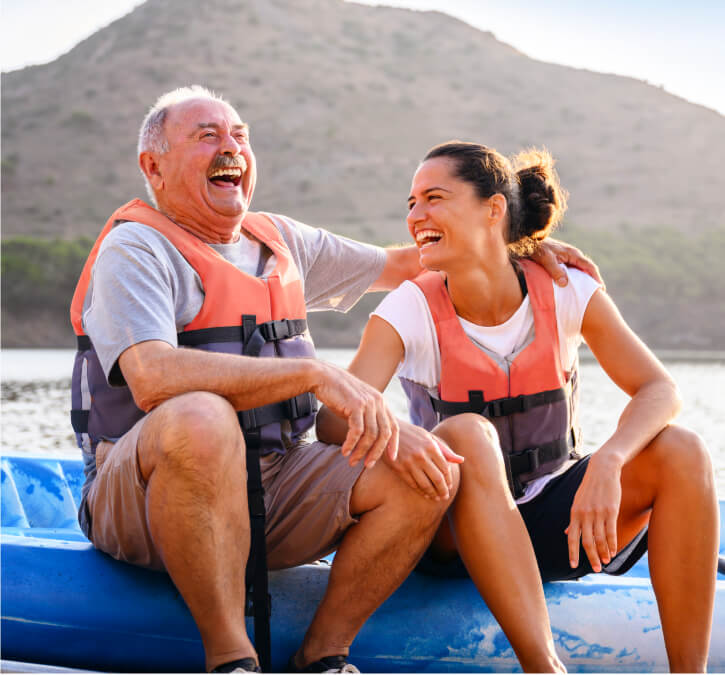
[423,141,568,256]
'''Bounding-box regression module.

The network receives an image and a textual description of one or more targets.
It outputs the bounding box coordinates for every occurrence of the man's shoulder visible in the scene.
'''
[99,220,179,255]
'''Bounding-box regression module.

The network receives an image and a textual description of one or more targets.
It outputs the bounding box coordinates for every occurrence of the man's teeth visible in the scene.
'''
[415,229,443,244]
[209,167,243,181]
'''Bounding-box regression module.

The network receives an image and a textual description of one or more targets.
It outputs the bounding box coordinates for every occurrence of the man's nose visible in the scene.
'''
[220,133,242,156]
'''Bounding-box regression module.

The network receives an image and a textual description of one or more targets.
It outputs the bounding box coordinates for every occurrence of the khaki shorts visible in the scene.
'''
[86,416,364,571]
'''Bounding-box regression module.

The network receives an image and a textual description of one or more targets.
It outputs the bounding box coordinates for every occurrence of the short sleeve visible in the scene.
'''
[372,281,441,389]
[553,265,602,370]
[266,213,387,312]
[82,228,187,384]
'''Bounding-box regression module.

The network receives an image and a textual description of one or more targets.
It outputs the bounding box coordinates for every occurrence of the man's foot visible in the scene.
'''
[287,654,359,673]
[211,657,261,673]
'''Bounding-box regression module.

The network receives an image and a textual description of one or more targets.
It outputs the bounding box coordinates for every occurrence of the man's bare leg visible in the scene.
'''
[617,425,718,673]
[432,414,564,673]
[294,458,459,666]
[138,391,255,672]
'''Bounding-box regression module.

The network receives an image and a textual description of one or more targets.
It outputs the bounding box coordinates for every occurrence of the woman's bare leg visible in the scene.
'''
[617,424,718,673]
[433,414,564,673]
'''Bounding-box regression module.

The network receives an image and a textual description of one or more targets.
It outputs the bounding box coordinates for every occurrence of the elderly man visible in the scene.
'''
[69,85,595,673]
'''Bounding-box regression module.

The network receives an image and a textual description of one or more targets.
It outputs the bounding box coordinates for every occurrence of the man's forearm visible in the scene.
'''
[369,245,422,292]
[119,340,323,413]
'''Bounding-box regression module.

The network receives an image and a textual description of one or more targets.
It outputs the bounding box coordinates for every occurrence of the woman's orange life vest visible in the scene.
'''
[401,259,581,497]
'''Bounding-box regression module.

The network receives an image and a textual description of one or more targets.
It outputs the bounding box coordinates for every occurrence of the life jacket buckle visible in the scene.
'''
[488,399,504,417]
[527,447,541,472]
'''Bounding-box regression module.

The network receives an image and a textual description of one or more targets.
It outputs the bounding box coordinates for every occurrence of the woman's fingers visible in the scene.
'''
[566,520,581,569]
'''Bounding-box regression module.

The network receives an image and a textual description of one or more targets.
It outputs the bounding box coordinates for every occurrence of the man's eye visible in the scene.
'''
[428,194,440,201]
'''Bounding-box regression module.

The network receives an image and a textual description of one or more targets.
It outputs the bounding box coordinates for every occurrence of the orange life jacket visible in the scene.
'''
[402,259,580,497]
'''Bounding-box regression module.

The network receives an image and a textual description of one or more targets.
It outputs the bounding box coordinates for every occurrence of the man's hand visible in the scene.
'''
[565,453,623,572]
[532,238,604,288]
[312,361,399,469]
[385,420,464,500]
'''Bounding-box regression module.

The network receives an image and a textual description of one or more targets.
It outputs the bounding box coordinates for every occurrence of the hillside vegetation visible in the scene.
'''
[1,0,723,349]
[2,225,722,349]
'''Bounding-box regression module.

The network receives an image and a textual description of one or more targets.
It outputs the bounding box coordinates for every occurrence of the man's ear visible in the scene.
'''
[139,151,163,191]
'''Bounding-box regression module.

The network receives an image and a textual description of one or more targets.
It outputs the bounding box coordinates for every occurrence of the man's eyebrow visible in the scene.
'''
[407,186,452,203]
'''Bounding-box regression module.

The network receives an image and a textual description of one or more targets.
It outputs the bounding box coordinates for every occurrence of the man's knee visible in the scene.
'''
[141,391,244,477]
[352,460,453,526]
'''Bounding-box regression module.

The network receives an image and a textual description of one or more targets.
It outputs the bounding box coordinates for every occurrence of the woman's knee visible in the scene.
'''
[434,414,508,486]
[434,414,498,451]
[649,424,713,487]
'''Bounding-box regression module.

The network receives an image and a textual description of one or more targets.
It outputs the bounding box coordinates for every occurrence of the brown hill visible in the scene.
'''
[2,0,724,351]
[2,0,723,241]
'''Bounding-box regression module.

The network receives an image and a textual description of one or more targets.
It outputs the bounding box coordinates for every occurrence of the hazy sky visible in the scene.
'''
[2,0,723,115]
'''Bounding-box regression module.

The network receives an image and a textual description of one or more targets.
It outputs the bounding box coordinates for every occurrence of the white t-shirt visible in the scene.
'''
[373,265,601,503]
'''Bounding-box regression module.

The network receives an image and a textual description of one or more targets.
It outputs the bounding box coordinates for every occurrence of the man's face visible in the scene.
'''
[151,98,257,239]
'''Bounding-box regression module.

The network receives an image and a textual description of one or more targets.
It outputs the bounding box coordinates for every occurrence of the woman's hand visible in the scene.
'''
[566,452,623,572]
[386,419,464,501]
[532,238,604,287]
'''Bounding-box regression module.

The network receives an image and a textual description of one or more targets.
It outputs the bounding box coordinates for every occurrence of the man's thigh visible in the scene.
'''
[86,416,164,571]
[263,441,364,570]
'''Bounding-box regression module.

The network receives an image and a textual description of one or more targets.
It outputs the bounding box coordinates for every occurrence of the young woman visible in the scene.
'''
[317,142,719,672]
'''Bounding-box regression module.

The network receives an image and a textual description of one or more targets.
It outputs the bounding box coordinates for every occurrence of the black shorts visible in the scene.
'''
[416,456,649,582]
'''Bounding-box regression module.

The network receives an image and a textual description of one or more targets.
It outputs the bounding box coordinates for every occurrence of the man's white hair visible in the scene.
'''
[137,85,230,202]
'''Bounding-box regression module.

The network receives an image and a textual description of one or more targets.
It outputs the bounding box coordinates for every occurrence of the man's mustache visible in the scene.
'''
[210,154,248,173]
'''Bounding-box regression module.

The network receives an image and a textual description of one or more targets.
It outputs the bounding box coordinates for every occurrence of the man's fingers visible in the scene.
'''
[348,400,379,465]
[533,246,568,287]
[385,417,400,462]
[427,442,453,491]
[363,406,393,468]
[341,406,364,457]
[411,467,439,500]
[436,439,464,464]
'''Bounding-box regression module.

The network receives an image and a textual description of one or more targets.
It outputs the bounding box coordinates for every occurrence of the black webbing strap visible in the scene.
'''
[76,335,92,350]
[237,393,316,431]
[510,436,572,477]
[177,319,308,350]
[431,385,569,418]
[244,431,271,673]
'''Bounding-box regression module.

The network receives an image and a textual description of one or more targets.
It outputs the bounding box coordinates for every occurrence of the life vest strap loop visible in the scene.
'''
[237,393,318,431]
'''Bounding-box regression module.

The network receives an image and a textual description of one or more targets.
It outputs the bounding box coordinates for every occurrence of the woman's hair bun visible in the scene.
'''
[511,148,568,246]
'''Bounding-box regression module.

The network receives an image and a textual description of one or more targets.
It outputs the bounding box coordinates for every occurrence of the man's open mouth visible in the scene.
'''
[208,167,243,187]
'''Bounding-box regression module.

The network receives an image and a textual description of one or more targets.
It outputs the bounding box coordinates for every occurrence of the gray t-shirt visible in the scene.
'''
[82,212,386,383]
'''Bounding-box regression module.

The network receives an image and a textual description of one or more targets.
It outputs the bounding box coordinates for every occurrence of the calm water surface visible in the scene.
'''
[2,348,724,497]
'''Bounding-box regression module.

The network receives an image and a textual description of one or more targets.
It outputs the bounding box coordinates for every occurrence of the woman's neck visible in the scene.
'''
[445,249,524,327]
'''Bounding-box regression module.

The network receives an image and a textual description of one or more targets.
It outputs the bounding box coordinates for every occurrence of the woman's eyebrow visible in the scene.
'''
[408,186,453,203]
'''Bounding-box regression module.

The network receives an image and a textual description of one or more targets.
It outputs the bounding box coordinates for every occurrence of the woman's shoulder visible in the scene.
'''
[553,265,601,304]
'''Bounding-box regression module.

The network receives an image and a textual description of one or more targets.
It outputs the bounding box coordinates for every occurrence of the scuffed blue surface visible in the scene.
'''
[2,456,724,673]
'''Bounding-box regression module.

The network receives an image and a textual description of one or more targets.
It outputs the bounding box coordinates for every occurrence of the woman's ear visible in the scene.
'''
[487,193,508,226]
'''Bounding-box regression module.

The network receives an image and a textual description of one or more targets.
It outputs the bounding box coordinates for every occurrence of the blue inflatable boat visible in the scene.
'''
[2,455,724,673]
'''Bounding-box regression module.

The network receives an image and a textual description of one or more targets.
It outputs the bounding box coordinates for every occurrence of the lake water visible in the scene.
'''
[2,348,724,497]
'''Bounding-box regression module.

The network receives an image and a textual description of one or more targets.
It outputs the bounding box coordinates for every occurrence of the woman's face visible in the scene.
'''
[407,157,494,272]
